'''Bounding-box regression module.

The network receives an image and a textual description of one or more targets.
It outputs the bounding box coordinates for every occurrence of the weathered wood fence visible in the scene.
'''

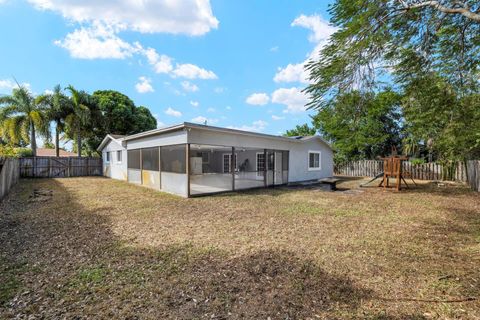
[0,157,20,201]
[466,160,480,191]
[335,160,469,182]
[19,157,102,178]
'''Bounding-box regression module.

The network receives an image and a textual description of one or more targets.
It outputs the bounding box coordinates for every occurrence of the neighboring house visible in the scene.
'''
[98,122,333,197]
[36,148,77,157]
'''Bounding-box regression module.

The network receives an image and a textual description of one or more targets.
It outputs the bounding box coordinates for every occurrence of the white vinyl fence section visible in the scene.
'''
[0,157,20,201]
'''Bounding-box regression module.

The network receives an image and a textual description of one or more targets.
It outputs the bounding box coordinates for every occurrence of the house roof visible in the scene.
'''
[97,122,332,151]
[36,148,77,157]
[97,134,126,152]
[110,134,126,139]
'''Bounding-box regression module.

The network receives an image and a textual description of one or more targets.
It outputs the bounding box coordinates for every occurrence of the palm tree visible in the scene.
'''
[0,86,47,156]
[38,85,71,157]
[65,85,90,157]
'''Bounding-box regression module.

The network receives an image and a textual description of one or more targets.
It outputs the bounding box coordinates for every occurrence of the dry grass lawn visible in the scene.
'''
[0,177,479,319]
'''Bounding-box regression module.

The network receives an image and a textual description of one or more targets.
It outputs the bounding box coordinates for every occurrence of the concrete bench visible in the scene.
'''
[318,178,341,191]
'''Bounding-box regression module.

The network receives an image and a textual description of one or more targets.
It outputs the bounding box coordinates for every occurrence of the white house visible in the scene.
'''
[98,122,334,197]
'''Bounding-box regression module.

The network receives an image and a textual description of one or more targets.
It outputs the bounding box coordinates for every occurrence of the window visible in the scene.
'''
[201,152,210,164]
[117,150,122,163]
[128,149,141,169]
[256,153,265,176]
[142,147,160,171]
[105,151,110,163]
[308,151,321,170]
[223,153,237,173]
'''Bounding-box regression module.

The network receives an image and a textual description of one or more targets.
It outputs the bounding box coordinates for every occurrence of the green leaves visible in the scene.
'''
[0,86,47,154]
[304,0,480,162]
[284,124,317,137]
[311,90,402,161]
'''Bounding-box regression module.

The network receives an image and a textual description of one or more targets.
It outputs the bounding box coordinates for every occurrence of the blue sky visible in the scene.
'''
[0,0,336,138]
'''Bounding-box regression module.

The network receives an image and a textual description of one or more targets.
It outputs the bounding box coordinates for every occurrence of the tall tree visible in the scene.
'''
[305,0,480,161]
[37,85,71,157]
[284,124,317,137]
[86,90,157,155]
[133,106,157,133]
[93,90,157,135]
[312,90,402,161]
[0,86,47,156]
[305,0,480,105]
[65,85,91,157]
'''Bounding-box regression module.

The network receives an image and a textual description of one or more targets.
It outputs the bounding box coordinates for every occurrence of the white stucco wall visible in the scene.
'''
[102,139,127,181]
[287,139,334,182]
[161,172,188,197]
[126,129,187,150]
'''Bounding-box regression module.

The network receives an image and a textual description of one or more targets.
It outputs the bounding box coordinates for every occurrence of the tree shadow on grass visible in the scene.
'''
[0,178,429,319]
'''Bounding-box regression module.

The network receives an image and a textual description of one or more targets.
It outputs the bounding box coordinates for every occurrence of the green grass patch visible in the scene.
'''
[0,257,29,306]
[68,266,109,290]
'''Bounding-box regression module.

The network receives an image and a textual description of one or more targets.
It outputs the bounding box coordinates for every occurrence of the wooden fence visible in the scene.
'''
[334,160,469,182]
[466,160,480,191]
[0,157,20,201]
[19,157,102,178]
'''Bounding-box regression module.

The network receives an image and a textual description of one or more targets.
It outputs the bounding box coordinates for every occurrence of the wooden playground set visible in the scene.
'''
[360,151,417,191]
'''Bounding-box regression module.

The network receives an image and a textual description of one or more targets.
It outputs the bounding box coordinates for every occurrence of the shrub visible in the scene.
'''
[0,145,33,157]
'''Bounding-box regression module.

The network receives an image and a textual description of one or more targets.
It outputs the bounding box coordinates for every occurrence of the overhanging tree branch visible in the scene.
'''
[397,1,480,21]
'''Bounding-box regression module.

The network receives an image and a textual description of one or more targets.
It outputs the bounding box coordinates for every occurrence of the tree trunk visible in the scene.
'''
[77,130,82,157]
[55,124,60,157]
[30,121,37,156]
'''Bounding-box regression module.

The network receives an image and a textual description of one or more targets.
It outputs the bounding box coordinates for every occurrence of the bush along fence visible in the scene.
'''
[0,157,20,201]
[19,157,102,178]
[335,160,480,191]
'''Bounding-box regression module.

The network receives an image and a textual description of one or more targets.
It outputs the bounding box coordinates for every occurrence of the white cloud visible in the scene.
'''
[181,81,199,92]
[246,93,270,106]
[226,106,232,110]
[271,87,309,114]
[228,120,267,132]
[270,46,279,52]
[135,76,154,93]
[172,63,217,80]
[274,14,337,84]
[292,14,337,44]
[191,116,218,125]
[207,107,215,113]
[274,63,308,84]
[165,107,182,117]
[144,48,173,74]
[54,22,139,59]
[142,48,217,80]
[37,1,219,77]
[272,115,285,121]
[28,0,218,36]
[190,100,199,107]
[0,79,31,93]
